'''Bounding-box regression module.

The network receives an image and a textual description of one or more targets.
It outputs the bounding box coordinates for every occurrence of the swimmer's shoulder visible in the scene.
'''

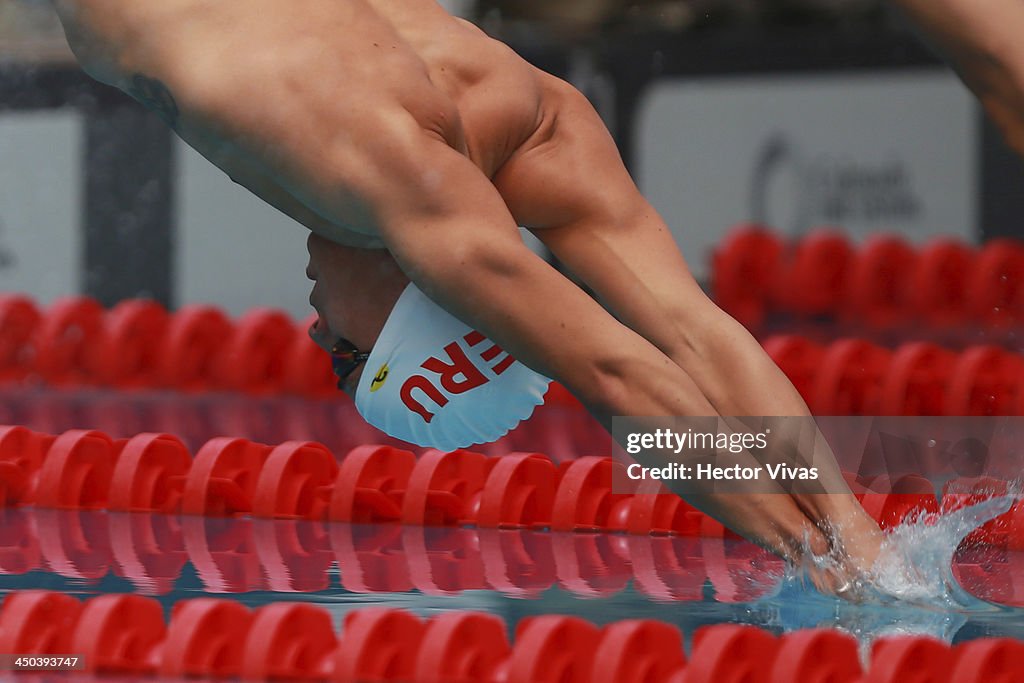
[424,26,547,177]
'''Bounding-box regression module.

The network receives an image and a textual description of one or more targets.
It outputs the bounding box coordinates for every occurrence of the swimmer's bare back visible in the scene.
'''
[54,0,547,249]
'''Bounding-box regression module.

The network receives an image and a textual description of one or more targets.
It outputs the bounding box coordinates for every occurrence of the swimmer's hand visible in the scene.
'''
[796,496,885,599]
[680,486,883,599]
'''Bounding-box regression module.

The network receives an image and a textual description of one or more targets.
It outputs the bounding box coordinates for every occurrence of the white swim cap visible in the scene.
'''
[354,283,552,451]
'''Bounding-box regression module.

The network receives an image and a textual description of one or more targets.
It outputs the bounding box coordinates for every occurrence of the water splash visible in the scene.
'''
[752,489,1022,652]
[865,492,1017,608]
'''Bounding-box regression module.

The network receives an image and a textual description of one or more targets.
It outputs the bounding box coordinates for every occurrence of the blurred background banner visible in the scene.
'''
[635,72,977,281]
[0,111,81,300]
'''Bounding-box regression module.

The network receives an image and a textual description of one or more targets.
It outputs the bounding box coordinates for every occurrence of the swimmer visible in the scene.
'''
[48,0,883,585]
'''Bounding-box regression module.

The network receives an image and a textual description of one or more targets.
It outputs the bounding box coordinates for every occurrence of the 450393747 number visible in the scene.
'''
[0,655,86,671]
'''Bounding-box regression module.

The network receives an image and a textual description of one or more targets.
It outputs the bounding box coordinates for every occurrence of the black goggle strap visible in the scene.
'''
[330,342,371,389]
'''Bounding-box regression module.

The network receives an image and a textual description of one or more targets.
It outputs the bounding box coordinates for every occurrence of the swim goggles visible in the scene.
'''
[330,338,371,388]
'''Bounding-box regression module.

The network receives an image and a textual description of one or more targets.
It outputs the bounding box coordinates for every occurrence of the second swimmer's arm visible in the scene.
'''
[891,0,1024,156]
[497,77,882,568]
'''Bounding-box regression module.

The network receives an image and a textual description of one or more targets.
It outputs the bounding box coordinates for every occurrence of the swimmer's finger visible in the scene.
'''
[779,517,875,602]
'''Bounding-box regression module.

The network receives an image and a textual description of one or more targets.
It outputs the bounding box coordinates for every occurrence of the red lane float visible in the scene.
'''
[946,346,1022,416]
[844,235,917,330]
[157,305,234,392]
[949,638,1024,683]
[414,612,509,683]
[0,295,41,382]
[711,225,783,328]
[476,452,557,529]
[776,230,854,316]
[96,299,169,388]
[712,226,1024,332]
[685,624,778,683]
[215,308,296,395]
[770,629,861,683]
[0,425,53,505]
[867,636,953,683]
[33,429,114,509]
[968,239,1024,328]
[334,609,423,682]
[108,433,190,513]
[551,457,630,532]
[329,445,415,523]
[809,340,891,415]
[505,615,601,683]
[909,239,974,328]
[32,297,105,386]
[763,335,824,404]
[159,599,253,678]
[879,343,955,416]
[181,437,273,516]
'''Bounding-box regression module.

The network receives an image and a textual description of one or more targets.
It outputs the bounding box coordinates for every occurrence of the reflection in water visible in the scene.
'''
[0,388,607,463]
[2,507,1024,652]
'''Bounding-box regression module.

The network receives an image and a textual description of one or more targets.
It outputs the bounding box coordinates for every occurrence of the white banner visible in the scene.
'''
[176,141,312,319]
[0,111,82,302]
[635,70,979,281]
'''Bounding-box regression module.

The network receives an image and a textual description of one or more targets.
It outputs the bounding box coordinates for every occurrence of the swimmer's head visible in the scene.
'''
[305,232,409,393]
[306,232,551,450]
[352,283,551,451]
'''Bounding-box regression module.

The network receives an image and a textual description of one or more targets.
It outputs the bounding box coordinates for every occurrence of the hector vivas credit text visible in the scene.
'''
[623,427,819,482]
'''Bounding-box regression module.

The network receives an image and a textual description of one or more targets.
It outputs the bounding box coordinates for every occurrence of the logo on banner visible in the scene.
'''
[750,133,923,232]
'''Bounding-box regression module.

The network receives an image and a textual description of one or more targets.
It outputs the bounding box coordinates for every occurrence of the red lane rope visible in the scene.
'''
[764,335,1024,416]
[0,295,334,396]
[0,294,585,409]
[0,589,1020,682]
[4,292,1024,418]
[713,225,1024,334]
[0,425,1019,550]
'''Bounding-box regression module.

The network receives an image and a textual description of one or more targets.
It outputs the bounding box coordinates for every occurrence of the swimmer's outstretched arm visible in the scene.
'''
[891,0,1024,156]
[366,122,851,568]
[496,74,882,571]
